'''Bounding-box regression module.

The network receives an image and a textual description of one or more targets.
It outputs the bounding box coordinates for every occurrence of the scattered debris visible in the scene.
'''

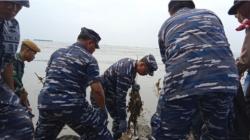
[155,78,161,97]
[35,72,44,84]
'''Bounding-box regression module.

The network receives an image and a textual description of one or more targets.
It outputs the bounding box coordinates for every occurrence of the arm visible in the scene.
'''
[2,63,14,90]
[86,57,105,109]
[115,74,131,120]
[237,29,250,75]
[90,81,105,110]
[159,38,167,64]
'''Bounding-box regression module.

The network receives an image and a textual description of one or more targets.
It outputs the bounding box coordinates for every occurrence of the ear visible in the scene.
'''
[138,61,144,67]
[142,62,147,67]
[85,40,92,45]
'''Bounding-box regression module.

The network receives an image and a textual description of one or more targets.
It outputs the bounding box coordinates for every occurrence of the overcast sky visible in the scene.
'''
[16,0,245,54]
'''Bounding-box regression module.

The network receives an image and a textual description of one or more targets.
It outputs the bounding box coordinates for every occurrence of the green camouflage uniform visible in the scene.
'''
[13,53,25,96]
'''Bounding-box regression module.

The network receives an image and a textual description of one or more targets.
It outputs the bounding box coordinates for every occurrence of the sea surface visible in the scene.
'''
[23,41,165,137]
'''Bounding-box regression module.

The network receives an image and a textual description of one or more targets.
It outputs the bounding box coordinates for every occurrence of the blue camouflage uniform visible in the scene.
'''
[0,18,34,139]
[100,58,137,139]
[151,8,239,140]
[35,42,113,140]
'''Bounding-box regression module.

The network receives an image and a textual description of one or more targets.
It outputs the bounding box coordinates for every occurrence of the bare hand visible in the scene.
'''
[20,89,29,107]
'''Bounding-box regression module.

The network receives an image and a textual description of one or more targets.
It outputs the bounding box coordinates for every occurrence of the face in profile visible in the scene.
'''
[86,40,96,54]
[0,2,22,20]
[235,11,244,23]
[23,48,37,62]
[235,2,250,23]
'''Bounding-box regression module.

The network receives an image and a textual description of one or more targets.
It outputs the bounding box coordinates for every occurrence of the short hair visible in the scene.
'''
[168,0,195,15]
[77,34,92,40]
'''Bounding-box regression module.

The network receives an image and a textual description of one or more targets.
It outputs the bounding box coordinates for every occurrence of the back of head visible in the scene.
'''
[168,0,195,15]
[78,27,101,48]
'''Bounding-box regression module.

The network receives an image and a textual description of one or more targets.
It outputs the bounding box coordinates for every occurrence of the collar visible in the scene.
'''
[15,53,24,62]
[174,7,193,16]
[72,42,90,54]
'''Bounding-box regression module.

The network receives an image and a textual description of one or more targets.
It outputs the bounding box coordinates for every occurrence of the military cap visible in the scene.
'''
[141,54,158,76]
[22,40,40,52]
[228,0,246,15]
[79,27,101,49]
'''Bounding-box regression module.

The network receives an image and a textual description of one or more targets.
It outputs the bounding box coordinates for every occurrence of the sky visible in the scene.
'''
[16,0,245,54]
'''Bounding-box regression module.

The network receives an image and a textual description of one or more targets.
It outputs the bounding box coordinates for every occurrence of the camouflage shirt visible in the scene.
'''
[0,19,20,73]
[13,53,25,95]
[158,8,239,101]
[101,58,137,120]
[0,19,20,105]
[38,42,100,109]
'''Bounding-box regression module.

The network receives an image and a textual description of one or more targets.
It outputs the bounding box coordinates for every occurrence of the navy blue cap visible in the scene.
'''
[141,54,158,76]
[228,0,246,15]
[12,0,30,8]
[80,27,101,49]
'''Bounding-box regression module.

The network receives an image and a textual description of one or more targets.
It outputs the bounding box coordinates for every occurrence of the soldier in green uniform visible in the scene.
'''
[13,39,40,117]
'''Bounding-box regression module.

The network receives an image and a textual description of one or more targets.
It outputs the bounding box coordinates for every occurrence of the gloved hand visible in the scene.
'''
[118,120,127,133]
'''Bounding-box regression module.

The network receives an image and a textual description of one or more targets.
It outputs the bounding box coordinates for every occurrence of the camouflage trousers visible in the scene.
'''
[0,83,34,140]
[0,104,34,140]
[151,93,234,140]
[91,89,124,140]
[106,95,124,140]
[35,105,113,140]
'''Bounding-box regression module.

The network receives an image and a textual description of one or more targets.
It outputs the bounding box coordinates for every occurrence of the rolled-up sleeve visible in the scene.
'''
[87,57,100,85]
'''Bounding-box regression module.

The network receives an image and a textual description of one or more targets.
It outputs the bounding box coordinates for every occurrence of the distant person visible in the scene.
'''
[13,39,40,118]
[35,27,113,140]
[0,0,34,139]
[95,54,158,140]
[228,1,250,139]
[151,0,238,139]
[229,0,250,96]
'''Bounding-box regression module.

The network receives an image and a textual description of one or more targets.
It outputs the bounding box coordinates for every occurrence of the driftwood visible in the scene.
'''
[34,72,44,84]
